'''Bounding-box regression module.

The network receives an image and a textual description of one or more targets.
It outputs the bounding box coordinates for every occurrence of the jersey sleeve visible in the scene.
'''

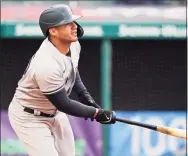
[34,61,65,95]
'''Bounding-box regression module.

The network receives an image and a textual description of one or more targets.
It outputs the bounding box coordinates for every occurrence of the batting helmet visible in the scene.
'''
[39,4,84,38]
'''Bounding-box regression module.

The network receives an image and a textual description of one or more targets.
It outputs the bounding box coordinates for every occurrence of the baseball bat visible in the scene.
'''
[116,117,187,140]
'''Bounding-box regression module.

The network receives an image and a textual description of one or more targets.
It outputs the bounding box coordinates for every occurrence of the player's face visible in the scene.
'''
[54,22,78,42]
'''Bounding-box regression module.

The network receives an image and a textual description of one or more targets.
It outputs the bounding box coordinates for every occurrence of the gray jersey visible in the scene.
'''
[14,38,81,114]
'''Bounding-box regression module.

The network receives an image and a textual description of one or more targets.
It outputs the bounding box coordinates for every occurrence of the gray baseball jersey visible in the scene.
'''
[14,38,81,114]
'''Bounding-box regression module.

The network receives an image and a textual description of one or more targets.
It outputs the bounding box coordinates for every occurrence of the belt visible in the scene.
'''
[24,107,55,117]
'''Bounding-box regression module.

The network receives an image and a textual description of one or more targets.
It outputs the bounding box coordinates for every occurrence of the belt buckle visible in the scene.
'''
[34,110,41,116]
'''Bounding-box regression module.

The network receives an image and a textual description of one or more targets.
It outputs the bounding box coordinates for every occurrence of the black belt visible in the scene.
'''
[24,107,55,117]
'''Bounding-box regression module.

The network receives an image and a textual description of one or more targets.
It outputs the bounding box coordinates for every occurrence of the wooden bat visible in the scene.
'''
[116,117,187,140]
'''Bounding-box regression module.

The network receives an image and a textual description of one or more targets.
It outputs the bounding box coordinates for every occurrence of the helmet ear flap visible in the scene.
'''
[74,21,84,38]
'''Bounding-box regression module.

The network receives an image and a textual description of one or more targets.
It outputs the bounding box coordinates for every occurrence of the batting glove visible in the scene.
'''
[94,109,116,124]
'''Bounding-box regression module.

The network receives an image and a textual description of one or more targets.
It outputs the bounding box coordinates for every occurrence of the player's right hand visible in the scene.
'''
[94,109,116,124]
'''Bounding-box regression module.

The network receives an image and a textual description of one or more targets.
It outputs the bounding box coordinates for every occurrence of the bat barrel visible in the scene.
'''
[157,126,187,140]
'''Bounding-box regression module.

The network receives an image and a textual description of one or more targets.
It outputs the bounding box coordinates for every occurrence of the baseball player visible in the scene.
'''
[8,4,116,156]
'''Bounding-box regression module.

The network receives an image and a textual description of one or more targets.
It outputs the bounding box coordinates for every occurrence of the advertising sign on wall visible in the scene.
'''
[1,22,186,38]
[110,111,186,156]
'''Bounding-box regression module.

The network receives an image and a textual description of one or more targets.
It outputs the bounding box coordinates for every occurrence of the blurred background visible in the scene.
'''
[1,0,187,156]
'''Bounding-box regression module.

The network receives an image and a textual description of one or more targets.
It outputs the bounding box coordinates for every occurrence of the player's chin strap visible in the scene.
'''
[74,21,84,38]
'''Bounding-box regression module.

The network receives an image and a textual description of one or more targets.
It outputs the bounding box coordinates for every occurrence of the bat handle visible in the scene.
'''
[116,117,157,131]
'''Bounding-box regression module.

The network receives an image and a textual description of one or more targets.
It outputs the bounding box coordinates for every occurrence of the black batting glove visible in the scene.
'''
[94,109,116,124]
